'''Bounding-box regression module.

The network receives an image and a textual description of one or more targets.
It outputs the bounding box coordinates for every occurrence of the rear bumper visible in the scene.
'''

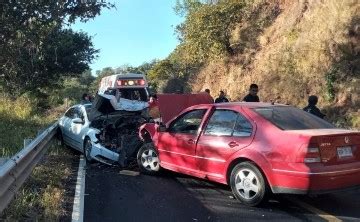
[270,164,360,194]
[272,184,360,195]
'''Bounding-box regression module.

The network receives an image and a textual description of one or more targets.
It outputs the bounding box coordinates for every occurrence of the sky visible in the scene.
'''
[71,0,183,74]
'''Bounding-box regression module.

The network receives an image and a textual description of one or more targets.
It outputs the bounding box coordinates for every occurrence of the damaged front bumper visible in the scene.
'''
[90,141,120,165]
[87,132,143,166]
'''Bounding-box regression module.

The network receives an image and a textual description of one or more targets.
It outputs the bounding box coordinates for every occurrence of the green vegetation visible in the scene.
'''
[0,0,113,98]
[0,2,112,217]
[148,0,360,129]
[0,95,58,157]
[0,0,113,156]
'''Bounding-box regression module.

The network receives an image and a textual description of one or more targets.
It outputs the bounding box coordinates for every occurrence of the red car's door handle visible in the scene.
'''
[187,139,195,144]
[228,141,239,148]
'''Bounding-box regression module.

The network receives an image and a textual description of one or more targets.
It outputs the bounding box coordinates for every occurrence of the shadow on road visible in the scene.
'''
[84,164,360,222]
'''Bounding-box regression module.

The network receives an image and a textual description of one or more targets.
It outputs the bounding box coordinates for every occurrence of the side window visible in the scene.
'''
[75,108,84,120]
[204,110,253,137]
[204,110,238,136]
[233,114,253,137]
[65,108,76,118]
[169,109,206,134]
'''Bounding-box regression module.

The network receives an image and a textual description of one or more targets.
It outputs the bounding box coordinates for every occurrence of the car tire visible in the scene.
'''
[83,138,94,164]
[230,161,268,207]
[137,143,161,175]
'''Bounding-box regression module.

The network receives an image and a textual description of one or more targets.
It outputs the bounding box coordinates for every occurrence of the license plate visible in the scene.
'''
[337,146,353,158]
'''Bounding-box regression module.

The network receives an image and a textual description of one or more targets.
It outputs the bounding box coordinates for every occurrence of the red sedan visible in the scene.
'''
[137,102,360,206]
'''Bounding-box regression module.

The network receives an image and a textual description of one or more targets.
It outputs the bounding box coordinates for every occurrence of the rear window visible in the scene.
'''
[106,88,148,101]
[119,88,148,101]
[253,106,335,130]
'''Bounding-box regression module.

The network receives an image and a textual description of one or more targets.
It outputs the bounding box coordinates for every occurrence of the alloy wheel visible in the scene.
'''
[140,149,160,171]
[234,169,260,200]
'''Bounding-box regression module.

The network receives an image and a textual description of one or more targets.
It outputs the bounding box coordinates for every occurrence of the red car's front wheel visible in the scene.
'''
[137,143,161,175]
[230,162,268,206]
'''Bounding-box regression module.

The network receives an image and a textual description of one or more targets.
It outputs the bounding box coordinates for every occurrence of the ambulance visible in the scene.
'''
[98,73,150,102]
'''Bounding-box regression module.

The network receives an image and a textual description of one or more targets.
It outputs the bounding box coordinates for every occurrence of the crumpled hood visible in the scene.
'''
[88,94,149,121]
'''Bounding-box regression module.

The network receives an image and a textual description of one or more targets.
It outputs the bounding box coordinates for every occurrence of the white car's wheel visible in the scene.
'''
[83,138,94,163]
[137,143,161,175]
[230,162,268,206]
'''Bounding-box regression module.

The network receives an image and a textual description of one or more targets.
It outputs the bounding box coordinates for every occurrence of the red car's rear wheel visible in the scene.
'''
[230,162,268,206]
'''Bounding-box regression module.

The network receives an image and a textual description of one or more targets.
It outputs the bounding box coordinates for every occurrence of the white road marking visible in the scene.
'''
[287,197,342,222]
[72,155,86,222]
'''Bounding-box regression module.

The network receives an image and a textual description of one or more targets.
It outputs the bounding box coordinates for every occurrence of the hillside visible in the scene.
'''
[186,0,359,128]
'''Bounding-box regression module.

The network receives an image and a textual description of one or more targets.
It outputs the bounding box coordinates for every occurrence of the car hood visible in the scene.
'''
[88,94,148,121]
[156,93,213,123]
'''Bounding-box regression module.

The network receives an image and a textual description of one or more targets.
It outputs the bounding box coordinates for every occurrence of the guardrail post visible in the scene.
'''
[23,139,33,149]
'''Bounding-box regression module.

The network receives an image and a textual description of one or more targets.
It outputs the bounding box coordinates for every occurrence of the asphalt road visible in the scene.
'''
[84,163,360,222]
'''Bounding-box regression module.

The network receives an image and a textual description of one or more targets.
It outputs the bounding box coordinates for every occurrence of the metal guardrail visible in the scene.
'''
[0,122,58,213]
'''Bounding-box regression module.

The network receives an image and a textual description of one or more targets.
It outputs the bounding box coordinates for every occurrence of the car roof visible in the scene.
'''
[83,103,92,108]
[190,102,289,110]
[69,103,91,109]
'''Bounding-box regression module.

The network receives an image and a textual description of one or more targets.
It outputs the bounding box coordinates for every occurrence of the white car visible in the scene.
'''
[58,93,149,165]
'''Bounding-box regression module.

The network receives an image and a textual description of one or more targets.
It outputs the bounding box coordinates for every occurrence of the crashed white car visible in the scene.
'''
[58,93,149,165]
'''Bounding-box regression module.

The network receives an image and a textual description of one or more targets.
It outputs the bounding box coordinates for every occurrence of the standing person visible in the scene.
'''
[215,90,229,103]
[148,94,158,109]
[303,95,326,119]
[80,93,91,104]
[243,84,260,102]
[148,94,160,120]
[204,88,214,102]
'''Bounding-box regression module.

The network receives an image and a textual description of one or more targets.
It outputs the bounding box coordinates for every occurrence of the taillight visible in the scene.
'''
[138,79,145,85]
[116,80,124,86]
[297,144,321,163]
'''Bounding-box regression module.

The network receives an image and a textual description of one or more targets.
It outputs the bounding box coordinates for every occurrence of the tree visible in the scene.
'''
[90,67,115,93]
[174,0,246,63]
[80,69,96,88]
[1,28,98,95]
[114,60,158,75]
[0,0,114,96]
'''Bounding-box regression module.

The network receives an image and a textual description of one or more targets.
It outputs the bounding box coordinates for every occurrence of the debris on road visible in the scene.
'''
[119,170,140,176]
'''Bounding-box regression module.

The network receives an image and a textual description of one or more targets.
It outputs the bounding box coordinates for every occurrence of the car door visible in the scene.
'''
[60,107,76,146]
[157,109,207,173]
[196,109,254,180]
[69,106,90,151]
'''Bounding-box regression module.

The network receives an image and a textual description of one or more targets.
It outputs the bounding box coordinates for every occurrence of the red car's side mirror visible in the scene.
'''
[158,123,167,132]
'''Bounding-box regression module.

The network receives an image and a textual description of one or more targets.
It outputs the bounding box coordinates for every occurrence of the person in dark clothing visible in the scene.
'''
[81,93,91,104]
[215,90,229,103]
[303,95,326,119]
[243,84,260,102]
[204,88,214,102]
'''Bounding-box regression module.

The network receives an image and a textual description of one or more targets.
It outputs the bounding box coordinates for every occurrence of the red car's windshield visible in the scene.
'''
[253,106,335,130]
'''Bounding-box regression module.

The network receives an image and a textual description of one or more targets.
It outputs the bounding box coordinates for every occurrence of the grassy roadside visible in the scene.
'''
[0,95,78,221]
[0,96,69,157]
[1,143,79,221]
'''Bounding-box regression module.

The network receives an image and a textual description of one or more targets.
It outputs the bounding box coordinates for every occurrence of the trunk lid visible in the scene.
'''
[288,129,360,165]
[307,130,360,165]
